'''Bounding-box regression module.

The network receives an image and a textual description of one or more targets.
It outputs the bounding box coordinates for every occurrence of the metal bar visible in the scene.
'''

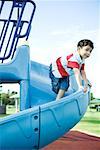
[0,1,4,15]
[0,21,6,41]
[2,23,15,63]
[0,0,36,61]
[0,19,29,38]
[17,6,20,18]
[26,0,36,40]
[6,0,26,59]
[0,2,14,52]
[0,19,28,24]
[11,23,24,59]
[1,0,27,61]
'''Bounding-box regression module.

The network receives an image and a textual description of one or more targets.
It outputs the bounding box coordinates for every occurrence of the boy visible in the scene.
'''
[49,39,94,100]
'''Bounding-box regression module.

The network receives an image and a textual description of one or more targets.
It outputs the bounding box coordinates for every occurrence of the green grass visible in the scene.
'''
[72,108,100,137]
[0,114,8,118]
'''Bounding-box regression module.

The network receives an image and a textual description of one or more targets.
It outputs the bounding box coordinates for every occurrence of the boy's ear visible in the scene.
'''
[77,46,81,50]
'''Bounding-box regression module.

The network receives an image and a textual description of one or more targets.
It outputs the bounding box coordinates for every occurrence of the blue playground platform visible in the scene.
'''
[0,1,90,149]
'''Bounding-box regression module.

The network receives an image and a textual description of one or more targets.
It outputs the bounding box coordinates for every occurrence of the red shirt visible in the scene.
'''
[52,51,85,78]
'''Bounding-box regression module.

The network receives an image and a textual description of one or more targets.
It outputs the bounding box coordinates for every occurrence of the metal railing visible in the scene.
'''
[0,0,36,63]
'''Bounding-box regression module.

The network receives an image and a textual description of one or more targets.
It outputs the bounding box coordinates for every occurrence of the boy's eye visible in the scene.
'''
[86,49,92,53]
[85,49,89,52]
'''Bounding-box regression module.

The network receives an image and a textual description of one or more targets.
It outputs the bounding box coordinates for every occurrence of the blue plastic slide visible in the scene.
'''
[0,45,90,149]
[0,1,90,149]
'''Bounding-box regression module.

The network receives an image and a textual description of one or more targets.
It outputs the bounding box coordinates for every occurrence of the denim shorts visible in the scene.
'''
[49,64,69,94]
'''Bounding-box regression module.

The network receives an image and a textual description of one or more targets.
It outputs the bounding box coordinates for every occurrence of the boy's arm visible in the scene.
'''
[73,68,82,88]
[81,70,89,87]
[73,68,88,92]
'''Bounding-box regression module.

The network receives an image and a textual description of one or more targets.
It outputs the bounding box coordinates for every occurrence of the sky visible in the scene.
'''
[1,0,100,98]
[29,0,100,98]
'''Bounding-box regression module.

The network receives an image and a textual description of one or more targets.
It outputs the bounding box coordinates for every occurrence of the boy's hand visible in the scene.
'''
[79,86,88,93]
[83,86,88,93]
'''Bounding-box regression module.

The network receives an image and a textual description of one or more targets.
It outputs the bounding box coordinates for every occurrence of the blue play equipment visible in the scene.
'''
[0,1,90,149]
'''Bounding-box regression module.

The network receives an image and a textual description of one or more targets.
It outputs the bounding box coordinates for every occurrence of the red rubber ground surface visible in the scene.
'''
[43,131,100,150]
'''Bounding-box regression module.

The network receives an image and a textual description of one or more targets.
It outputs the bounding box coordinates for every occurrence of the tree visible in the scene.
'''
[1,93,11,105]
[0,90,18,105]
[90,92,95,100]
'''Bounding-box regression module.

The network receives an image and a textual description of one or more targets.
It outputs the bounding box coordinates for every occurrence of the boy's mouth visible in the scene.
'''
[84,55,90,58]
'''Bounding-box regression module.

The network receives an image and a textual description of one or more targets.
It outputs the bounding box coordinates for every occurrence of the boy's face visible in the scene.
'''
[78,45,93,59]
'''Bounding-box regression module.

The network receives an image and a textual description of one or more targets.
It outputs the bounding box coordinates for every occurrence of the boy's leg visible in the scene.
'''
[56,76,69,100]
[56,89,66,100]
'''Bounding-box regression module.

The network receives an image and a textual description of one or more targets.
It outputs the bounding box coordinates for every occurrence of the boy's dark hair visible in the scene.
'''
[77,39,94,49]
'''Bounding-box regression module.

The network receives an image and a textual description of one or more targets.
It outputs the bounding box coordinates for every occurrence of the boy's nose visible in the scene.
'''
[86,53,90,57]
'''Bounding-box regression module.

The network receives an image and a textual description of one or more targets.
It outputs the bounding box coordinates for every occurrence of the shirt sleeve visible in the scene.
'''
[66,52,82,69]
[67,61,80,69]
